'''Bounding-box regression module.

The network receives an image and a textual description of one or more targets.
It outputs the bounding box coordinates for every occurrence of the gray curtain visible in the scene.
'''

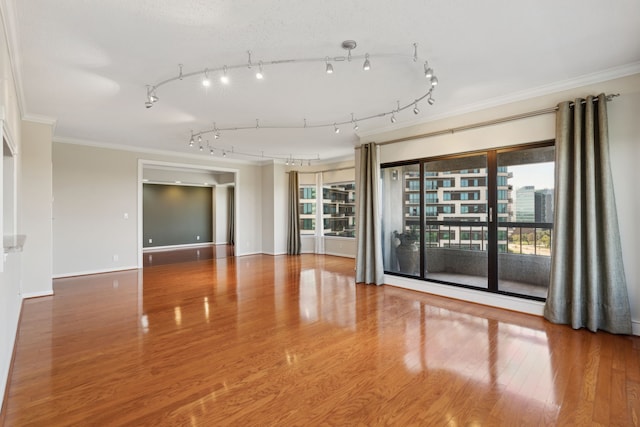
[227,187,235,245]
[287,171,301,255]
[355,143,384,285]
[544,94,631,334]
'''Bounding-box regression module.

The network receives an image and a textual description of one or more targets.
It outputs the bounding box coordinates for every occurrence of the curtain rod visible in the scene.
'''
[374,93,619,147]
[287,166,355,174]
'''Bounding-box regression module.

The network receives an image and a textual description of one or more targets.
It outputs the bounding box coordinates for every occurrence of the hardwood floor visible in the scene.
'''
[3,253,639,426]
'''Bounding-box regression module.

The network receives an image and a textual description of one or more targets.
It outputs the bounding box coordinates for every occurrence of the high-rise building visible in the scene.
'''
[535,189,554,223]
[515,186,535,222]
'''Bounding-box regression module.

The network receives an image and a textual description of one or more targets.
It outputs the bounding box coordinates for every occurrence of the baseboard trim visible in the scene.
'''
[21,290,54,299]
[263,251,287,256]
[632,320,640,336]
[384,275,545,316]
[53,266,138,279]
[235,251,262,257]
[143,242,214,252]
[324,251,356,259]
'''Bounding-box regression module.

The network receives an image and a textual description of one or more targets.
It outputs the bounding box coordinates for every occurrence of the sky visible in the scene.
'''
[509,162,555,192]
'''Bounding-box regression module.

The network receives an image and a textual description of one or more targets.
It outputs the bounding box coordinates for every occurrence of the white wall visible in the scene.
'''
[0,1,25,408]
[52,143,264,276]
[20,120,53,297]
[212,185,229,244]
[261,163,275,254]
[365,73,640,333]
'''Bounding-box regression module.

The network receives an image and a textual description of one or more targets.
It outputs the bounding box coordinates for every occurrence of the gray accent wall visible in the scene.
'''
[143,184,212,247]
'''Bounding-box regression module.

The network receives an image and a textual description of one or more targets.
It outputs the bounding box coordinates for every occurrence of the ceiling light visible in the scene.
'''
[147,41,441,160]
[210,148,214,155]
[220,66,229,84]
[202,69,211,87]
[222,150,227,157]
[325,57,334,74]
[424,62,433,80]
[256,61,264,79]
[199,145,203,151]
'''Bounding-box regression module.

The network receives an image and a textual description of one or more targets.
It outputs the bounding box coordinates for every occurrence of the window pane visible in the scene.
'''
[323,182,356,237]
[381,164,420,276]
[497,145,554,298]
[299,184,316,235]
[423,154,488,289]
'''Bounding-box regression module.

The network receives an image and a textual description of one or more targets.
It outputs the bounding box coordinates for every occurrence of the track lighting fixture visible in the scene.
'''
[256,61,264,79]
[424,62,433,80]
[285,158,289,166]
[148,41,441,162]
[202,69,211,87]
[363,53,371,71]
[222,150,227,157]
[210,148,214,155]
[220,66,229,84]
[325,57,334,74]
[145,86,158,108]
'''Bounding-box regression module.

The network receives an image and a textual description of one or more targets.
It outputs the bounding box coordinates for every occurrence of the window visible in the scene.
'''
[323,182,356,237]
[381,142,555,300]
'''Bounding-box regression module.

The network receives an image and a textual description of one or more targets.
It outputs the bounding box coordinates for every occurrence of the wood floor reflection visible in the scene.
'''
[4,254,640,426]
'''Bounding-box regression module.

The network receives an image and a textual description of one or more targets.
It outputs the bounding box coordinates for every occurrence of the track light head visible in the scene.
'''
[145,100,153,108]
[424,63,433,80]
[325,57,334,74]
[199,145,203,152]
[354,122,359,131]
[210,148,214,155]
[334,123,340,133]
[220,66,229,84]
[413,102,420,115]
[214,132,220,139]
[223,151,227,157]
[391,113,397,123]
[363,53,371,71]
[202,69,211,87]
[430,75,439,86]
[427,96,435,105]
[189,134,195,147]
[256,61,264,79]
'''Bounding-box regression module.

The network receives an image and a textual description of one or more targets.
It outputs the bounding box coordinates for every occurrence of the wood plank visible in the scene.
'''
[2,252,640,426]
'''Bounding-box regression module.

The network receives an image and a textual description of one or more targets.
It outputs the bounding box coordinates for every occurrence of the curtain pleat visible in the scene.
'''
[287,171,301,255]
[544,94,632,334]
[355,143,384,285]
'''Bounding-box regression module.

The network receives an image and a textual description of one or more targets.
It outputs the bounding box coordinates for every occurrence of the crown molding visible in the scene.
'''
[54,136,259,166]
[23,113,57,127]
[358,61,640,139]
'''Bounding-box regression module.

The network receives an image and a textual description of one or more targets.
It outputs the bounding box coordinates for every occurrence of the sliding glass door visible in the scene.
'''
[381,142,555,300]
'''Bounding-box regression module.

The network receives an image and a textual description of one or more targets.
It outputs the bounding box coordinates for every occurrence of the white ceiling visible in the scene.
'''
[9,0,640,163]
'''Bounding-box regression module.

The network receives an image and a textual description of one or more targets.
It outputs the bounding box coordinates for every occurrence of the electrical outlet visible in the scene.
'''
[123,213,129,219]
[149,238,153,244]
[196,235,200,240]
[113,254,119,261]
